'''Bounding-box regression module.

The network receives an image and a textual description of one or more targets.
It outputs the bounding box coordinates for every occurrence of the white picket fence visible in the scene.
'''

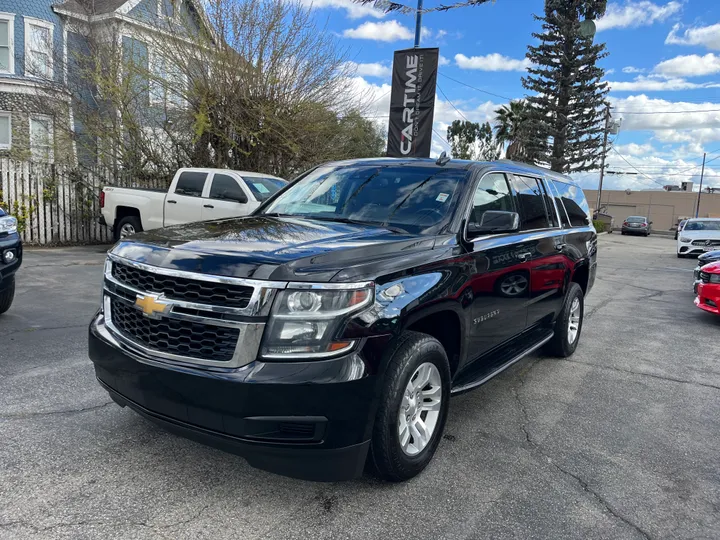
[0,159,167,245]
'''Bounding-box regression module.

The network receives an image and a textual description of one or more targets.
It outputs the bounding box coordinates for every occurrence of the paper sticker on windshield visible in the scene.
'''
[436,193,449,202]
[253,183,270,193]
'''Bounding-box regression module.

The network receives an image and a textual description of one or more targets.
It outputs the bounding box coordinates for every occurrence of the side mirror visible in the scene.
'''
[468,211,520,235]
[649,221,653,225]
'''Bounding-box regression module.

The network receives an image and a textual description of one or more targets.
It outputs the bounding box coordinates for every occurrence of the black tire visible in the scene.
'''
[545,282,584,358]
[621,231,626,235]
[114,216,143,242]
[368,331,451,482]
[0,278,15,315]
[677,253,685,259]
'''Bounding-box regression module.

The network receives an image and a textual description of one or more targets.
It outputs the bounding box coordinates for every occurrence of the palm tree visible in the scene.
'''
[494,100,530,161]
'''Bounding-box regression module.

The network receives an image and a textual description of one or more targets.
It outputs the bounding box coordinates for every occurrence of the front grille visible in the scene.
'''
[700,272,711,284]
[112,261,253,309]
[110,299,240,362]
[691,239,720,246]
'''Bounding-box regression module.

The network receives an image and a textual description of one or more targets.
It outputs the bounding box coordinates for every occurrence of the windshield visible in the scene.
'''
[626,216,646,223]
[260,165,468,235]
[245,177,287,201]
[685,220,720,231]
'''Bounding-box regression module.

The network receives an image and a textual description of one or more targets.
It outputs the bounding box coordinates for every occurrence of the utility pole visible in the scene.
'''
[695,152,707,218]
[414,0,424,47]
[595,105,611,216]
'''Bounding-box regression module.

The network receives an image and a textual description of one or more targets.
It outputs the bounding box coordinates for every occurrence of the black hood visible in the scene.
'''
[111,216,448,282]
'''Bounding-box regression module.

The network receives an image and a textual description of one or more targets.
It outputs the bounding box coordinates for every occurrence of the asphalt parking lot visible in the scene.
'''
[1,234,719,540]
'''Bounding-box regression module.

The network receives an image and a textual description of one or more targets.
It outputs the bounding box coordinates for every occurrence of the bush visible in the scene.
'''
[593,219,607,233]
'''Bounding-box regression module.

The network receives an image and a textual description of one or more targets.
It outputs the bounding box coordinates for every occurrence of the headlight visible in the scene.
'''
[710,274,720,284]
[261,285,373,359]
[679,237,691,243]
[0,216,17,234]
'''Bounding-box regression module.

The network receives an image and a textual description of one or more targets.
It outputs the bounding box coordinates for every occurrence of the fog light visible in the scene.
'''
[2,250,15,264]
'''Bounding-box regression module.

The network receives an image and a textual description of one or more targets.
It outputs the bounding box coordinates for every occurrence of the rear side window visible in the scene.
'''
[174,171,207,197]
[553,181,590,227]
[209,174,247,203]
[509,175,551,230]
[548,180,571,228]
[470,172,515,225]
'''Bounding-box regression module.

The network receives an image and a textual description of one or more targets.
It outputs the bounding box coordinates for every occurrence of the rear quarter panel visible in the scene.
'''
[103,187,167,231]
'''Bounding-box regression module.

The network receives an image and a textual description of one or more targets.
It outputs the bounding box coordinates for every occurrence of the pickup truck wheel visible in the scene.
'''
[369,331,450,482]
[115,216,142,241]
[0,278,15,315]
[545,282,584,358]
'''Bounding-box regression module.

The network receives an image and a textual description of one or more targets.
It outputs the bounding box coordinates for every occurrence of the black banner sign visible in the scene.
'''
[387,47,439,158]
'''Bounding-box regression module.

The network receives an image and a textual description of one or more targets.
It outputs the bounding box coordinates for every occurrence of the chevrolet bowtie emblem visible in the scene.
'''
[134,293,171,319]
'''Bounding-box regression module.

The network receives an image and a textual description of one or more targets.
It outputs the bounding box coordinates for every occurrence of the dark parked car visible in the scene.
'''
[89,158,597,482]
[694,250,720,293]
[674,219,687,240]
[0,207,22,315]
[621,215,652,236]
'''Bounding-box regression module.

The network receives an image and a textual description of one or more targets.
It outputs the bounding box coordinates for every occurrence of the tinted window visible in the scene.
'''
[469,172,515,227]
[209,174,247,203]
[244,177,287,201]
[553,181,590,227]
[626,216,646,223]
[538,179,559,227]
[510,175,551,230]
[262,165,468,235]
[174,171,207,197]
[549,180,571,228]
[685,220,720,231]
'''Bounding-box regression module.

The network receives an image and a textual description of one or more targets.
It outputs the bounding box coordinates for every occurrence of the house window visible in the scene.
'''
[25,18,53,79]
[0,13,14,74]
[150,52,185,108]
[30,116,53,161]
[0,112,11,150]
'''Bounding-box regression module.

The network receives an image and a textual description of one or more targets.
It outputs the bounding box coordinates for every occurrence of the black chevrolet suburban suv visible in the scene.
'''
[89,158,597,482]
[0,207,21,315]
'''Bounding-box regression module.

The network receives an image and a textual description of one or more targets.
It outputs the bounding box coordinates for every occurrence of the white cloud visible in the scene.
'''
[596,1,681,32]
[343,20,413,42]
[654,53,720,77]
[299,0,385,19]
[611,95,720,134]
[608,75,720,91]
[344,61,391,78]
[439,55,450,66]
[614,142,655,156]
[665,22,720,50]
[606,68,616,75]
[436,30,448,39]
[622,66,646,73]
[454,53,531,72]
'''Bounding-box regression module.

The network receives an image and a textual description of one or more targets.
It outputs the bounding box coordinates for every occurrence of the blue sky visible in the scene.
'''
[300,0,720,191]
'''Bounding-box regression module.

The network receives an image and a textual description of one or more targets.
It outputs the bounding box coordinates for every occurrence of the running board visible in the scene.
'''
[450,330,554,395]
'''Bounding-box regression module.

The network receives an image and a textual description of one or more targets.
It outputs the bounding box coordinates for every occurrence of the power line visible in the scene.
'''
[432,127,452,149]
[438,72,513,101]
[609,146,667,188]
[436,84,470,123]
[612,108,720,114]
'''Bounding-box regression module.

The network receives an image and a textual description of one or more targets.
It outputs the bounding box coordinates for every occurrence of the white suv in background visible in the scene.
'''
[677,218,720,258]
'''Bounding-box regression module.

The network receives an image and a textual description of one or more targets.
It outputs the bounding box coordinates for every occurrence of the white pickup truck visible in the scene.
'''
[100,168,287,240]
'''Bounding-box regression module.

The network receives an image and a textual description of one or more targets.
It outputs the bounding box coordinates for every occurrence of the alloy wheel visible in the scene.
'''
[397,362,442,456]
[568,297,581,344]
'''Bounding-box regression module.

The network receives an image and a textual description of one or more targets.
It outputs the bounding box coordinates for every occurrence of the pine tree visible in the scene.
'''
[522,0,609,173]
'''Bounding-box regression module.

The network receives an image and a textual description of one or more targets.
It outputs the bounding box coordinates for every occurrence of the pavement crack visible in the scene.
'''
[585,296,614,319]
[0,401,115,419]
[511,360,652,540]
[555,358,720,392]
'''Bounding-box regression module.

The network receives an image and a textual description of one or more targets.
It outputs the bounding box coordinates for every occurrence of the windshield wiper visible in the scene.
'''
[305,216,409,234]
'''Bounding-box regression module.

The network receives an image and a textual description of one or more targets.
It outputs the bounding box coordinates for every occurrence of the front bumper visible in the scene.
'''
[89,312,378,481]
[695,282,720,315]
[0,232,22,288]
[679,242,720,256]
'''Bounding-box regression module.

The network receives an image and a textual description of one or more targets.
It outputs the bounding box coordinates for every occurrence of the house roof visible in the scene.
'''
[53,0,131,16]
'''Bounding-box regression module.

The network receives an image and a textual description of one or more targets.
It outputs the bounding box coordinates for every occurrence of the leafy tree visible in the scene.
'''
[446,120,498,161]
[494,100,534,161]
[522,0,609,173]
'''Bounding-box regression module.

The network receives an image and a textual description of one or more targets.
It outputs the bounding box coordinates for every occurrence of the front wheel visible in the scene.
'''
[545,282,584,358]
[369,331,451,482]
[0,278,15,315]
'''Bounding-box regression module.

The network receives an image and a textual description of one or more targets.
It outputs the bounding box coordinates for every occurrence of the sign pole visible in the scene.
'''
[414,0,423,47]
[595,105,610,217]
[695,152,706,218]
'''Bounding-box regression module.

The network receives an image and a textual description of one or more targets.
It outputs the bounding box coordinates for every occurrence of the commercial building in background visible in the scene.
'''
[584,188,720,232]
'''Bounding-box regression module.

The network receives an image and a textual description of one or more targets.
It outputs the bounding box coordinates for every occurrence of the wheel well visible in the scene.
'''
[407,311,462,376]
[115,206,141,227]
[571,264,589,295]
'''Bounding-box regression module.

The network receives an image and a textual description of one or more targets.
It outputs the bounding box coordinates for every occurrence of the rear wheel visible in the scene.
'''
[369,331,450,482]
[114,216,143,241]
[545,283,584,358]
[0,278,15,315]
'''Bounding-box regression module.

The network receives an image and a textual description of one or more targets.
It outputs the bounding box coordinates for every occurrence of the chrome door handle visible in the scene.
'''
[518,252,532,261]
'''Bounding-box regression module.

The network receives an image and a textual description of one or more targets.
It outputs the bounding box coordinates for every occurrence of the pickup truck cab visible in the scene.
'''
[100,168,287,241]
[0,207,22,315]
[89,158,597,482]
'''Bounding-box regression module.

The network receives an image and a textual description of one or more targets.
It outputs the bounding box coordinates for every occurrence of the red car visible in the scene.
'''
[695,261,720,315]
